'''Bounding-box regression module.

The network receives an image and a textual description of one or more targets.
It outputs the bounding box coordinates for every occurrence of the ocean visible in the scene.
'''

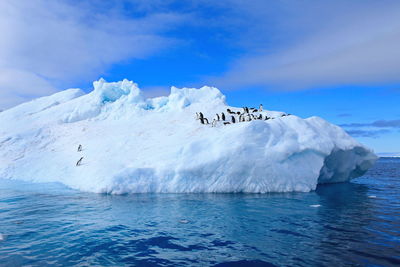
[0,157,399,266]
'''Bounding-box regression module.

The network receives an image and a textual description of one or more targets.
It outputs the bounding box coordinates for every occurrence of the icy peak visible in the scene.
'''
[93,78,143,104]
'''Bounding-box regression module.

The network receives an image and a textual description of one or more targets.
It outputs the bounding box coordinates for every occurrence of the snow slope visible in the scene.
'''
[0,79,377,193]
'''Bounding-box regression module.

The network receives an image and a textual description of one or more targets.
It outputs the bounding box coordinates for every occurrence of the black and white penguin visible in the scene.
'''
[239,114,243,122]
[245,107,249,113]
[250,114,256,120]
[212,119,217,127]
[199,112,204,120]
[77,144,82,152]
[221,112,226,121]
[76,157,83,166]
[264,116,270,120]
[215,113,220,121]
[257,114,263,120]
[200,118,205,124]
[231,116,236,123]
[259,104,263,111]
[203,118,209,124]
[236,111,241,115]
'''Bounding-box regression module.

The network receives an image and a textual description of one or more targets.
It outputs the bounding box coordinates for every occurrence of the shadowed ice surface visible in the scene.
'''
[0,158,399,266]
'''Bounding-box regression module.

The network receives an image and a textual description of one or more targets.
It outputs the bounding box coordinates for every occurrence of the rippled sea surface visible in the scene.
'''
[1,158,399,266]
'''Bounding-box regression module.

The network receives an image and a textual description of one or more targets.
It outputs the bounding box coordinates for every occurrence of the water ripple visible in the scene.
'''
[0,158,399,266]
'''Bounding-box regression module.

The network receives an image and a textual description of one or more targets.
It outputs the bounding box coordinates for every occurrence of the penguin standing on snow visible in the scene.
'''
[77,144,82,152]
[212,119,217,127]
[199,112,204,120]
[221,112,226,121]
[76,157,83,166]
[257,114,263,120]
[215,113,220,121]
[231,116,236,123]
[259,104,263,111]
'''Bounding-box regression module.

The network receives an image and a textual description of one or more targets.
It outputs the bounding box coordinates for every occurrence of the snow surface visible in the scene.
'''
[0,79,377,194]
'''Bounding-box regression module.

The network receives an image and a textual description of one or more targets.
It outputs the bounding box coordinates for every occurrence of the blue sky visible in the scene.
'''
[0,0,399,153]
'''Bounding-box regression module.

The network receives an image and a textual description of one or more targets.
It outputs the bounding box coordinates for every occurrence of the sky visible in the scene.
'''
[0,0,399,154]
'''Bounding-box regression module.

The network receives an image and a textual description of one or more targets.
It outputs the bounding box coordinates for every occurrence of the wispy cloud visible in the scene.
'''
[340,118,400,138]
[337,113,352,118]
[345,129,390,138]
[209,0,400,90]
[341,119,400,128]
[0,0,186,109]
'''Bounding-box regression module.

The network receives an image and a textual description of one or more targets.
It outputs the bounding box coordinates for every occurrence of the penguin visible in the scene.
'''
[215,113,220,121]
[231,116,236,123]
[212,119,217,127]
[246,114,251,121]
[200,118,205,124]
[252,109,258,113]
[223,122,231,125]
[259,104,263,111]
[264,116,270,120]
[196,112,199,120]
[250,114,256,120]
[239,114,243,122]
[221,112,226,121]
[77,144,82,152]
[236,111,241,115]
[203,118,209,124]
[257,114,263,120]
[199,112,204,120]
[76,157,83,166]
[245,107,249,113]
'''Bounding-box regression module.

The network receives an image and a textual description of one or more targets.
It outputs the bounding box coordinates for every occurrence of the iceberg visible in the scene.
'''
[0,79,377,194]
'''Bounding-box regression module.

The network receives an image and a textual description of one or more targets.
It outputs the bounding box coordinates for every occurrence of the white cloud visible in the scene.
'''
[0,68,57,109]
[0,0,185,109]
[210,1,400,90]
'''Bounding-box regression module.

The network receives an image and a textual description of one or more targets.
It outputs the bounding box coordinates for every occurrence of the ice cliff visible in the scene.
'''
[0,79,377,193]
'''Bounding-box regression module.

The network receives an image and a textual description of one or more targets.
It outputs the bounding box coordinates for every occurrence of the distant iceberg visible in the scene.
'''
[0,79,377,194]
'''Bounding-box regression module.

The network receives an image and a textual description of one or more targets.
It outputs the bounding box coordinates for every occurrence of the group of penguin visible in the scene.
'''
[196,104,289,127]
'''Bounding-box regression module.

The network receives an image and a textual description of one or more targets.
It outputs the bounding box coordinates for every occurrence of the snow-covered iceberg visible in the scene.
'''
[0,79,377,194]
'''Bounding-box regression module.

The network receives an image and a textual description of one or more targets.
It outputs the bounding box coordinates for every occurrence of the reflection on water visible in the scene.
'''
[0,158,399,266]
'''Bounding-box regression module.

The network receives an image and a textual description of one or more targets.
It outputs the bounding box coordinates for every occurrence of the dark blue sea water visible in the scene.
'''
[0,158,399,267]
